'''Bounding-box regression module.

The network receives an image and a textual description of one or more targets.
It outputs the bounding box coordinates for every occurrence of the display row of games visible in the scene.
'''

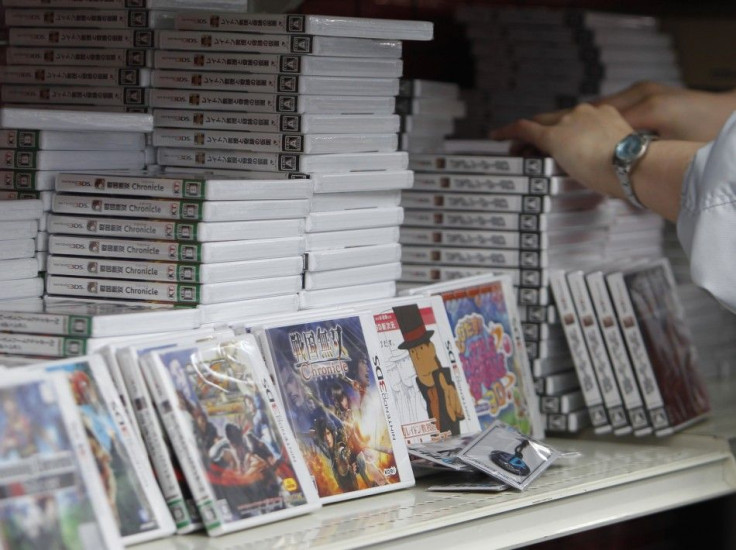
[0,273,569,548]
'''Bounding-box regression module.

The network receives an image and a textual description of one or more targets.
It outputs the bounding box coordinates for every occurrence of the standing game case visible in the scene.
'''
[142,334,320,536]
[365,295,480,445]
[0,370,122,550]
[403,274,543,438]
[24,354,176,544]
[254,312,414,503]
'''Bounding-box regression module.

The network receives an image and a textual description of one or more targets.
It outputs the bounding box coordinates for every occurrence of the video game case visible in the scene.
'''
[8,27,155,48]
[1,149,146,171]
[401,245,547,269]
[395,97,466,118]
[0,220,38,241]
[0,239,38,260]
[48,254,304,284]
[4,8,150,29]
[533,355,575,379]
[115,331,227,533]
[544,409,591,433]
[549,270,611,433]
[0,169,58,190]
[521,321,564,342]
[398,114,454,136]
[0,190,41,201]
[540,390,586,414]
[607,261,710,434]
[0,332,91,357]
[152,50,403,77]
[153,109,399,134]
[399,78,459,98]
[46,273,303,304]
[0,370,124,549]
[152,127,397,154]
[365,295,481,444]
[311,190,400,212]
[407,274,543,436]
[305,226,399,251]
[141,335,321,535]
[254,311,414,503]
[518,304,558,324]
[410,153,563,176]
[155,30,402,59]
[48,214,306,242]
[196,293,298,325]
[534,370,580,397]
[400,227,542,251]
[298,280,396,309]
[2,46,153,68]
[172,13,433,40]
[306,206,403,233]
[150,70,399,96]
[311,170,412,193]
[0,65,151,88]
[158,148,408,174]
[27,353,177,544]
[566,271,630,434]
[412,173,582,195]
[303,261,401,290]
[52,193,310,222]
[2,103,152,114]
[0,106,153,132]
[0,129,145,151]
[149,89,394,115]
[56,172,313,200]
[2,85,148,107]
[305,242,401,272]
[585,270,651,435]
[401,191,551,214]
[49,234,305,264]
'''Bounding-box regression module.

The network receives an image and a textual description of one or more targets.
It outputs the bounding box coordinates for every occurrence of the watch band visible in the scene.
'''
[614,161,645,209]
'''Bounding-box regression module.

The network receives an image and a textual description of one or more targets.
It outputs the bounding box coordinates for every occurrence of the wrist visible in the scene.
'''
[612,132,656,208]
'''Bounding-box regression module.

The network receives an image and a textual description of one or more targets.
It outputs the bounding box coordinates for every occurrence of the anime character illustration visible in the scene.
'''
[265,316,404,499]
[393,304,465,437]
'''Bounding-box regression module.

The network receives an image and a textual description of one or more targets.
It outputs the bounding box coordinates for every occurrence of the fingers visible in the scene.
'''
[591,80,669,110]
[489,118,550,154]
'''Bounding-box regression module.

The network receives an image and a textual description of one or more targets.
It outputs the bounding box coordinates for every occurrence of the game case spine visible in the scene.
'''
[544,409,591,433]
[46,274,203,303]
[540,390,585,414]
[606,271,672,435]
[411,173,582,195]
[409,154,561,176]
[2,85,148,107]
[8,27,155,48]
[401,245,546,269]
[2,0,151,6]
[4,8,150,29]
[3,46,152,67]
[400,227,544,250]
[549,271,611,433]
[0,332,87,357]
[0,65,151,87]
[0,189,40,200]
[402,209,545,232]
[566,271,630,434]
[0,169,54,190]
[402,191,549,214]
[585,271,651,435]
[53,194,208,221]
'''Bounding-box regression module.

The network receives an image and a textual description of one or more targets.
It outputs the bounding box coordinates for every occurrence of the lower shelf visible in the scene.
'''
[142,432,736,550]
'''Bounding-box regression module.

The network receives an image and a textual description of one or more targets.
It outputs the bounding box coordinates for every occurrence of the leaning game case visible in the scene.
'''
[0,370,122,550]
[255,312,414,503]
[25,354,176,544]
[610,259,710,433]
[405,275,543,438]
[365,295,480,445]
[142,334,321,536]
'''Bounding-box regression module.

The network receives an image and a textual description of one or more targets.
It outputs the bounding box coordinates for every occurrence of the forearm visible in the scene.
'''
[631,140,704,222]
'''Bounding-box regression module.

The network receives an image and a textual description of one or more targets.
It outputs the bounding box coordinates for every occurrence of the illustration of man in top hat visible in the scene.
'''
[393,304,465,436]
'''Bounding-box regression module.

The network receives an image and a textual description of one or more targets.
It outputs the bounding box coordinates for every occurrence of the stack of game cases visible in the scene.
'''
[398,150,615,433]
[397,78,464,153]
[453,6,682,137]
[0,107,151,284]
[45,169,310,327]
[145,12,433,310]
[550,257,711,437]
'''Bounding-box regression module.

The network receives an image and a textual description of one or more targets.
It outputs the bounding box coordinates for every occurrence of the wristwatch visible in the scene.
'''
[612,132,656,209]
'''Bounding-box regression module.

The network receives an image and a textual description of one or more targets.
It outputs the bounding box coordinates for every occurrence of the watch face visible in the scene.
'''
[615,134,646,162]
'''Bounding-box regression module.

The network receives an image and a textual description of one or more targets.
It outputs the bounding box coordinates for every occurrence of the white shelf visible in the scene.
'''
[141,432,736,550]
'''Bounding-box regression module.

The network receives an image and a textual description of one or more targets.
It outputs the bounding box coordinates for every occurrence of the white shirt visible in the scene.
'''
[678,111,736,313]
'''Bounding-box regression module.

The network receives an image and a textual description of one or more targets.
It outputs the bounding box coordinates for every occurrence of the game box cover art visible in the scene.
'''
[150,335,319,535]
[260,314,414,503]
[437,279,540,436]
[0,373,120,550]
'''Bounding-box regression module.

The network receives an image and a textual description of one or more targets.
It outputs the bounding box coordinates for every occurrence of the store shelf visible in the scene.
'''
[141,432,736,550]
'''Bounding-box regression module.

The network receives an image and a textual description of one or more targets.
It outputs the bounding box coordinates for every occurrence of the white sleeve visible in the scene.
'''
[677,111,736,313]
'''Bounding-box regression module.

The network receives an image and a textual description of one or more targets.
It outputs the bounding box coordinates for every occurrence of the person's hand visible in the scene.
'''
[592,81,736,141]
[490,103,633,199]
